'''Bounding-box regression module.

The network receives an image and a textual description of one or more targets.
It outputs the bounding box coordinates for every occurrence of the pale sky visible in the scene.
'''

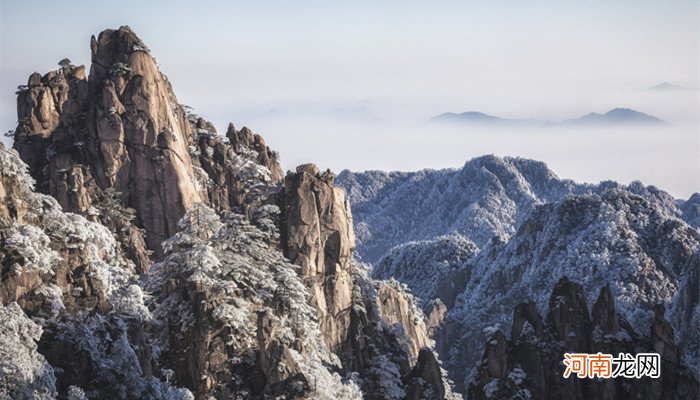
[1,0,698,197]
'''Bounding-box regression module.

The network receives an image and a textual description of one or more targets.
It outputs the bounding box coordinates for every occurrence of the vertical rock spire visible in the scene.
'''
[13,26,204,255]
[282,164,355,351]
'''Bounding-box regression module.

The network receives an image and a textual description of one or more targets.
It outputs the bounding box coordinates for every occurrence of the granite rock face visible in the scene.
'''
[374,281,431,361]
[13,26,202,256]
[404,349,447,400]
[4,25,461,399]
[227,124,284,183]
[468,277,699,400]
[11,26,288,263]
[280,164,452,398]
[282,164,356,351]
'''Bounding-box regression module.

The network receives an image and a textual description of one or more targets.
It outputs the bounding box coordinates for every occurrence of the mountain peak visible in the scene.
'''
[11,26,284,255]
[3,26,459,400]
[648,82,686,91]
[429,111,542,127]
[431,111,502,122]
[562,107,668,126]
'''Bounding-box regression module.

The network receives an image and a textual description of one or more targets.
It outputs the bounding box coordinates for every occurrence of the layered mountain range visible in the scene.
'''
[430,108,667,127]
[338,158,700,394]
[1,25,697,400]
[1,26,460,400]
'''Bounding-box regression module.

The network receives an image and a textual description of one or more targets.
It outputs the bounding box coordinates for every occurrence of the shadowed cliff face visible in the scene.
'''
[469,278,699,400]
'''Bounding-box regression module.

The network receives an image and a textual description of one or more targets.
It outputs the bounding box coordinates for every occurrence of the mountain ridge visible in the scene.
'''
[428,108,669,128]
[338,155,700,393]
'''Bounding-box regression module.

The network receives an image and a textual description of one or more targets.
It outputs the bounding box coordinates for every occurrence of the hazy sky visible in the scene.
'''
[1,1,698,197]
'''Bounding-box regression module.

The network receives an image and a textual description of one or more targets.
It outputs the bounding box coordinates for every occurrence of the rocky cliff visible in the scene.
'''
[282,164,355,351]
[469,278,698,399]
[2,26,456,400]
[11,26,285,260]
[0,144,192,399]
[14,27,200,256]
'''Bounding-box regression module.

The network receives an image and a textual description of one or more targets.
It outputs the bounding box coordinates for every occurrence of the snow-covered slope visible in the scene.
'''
[338,156,698,266]
[0,146,194,399]
[145,204,363,399]
[418,190,699,392]
[339,156,700,394]
[372,234,478,309]
[337,156,593,264]
[679,193,700,228]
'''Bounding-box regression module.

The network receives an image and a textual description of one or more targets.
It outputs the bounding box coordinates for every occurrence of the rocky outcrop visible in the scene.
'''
[11,26,290,264]
[343,266,459,400]
[145,206,362,399]
[189,119,283,218]
[227,124,284,182]
[374,281,431,361]
[4,25,466,400]
[425,299,448,337]
[87,27,201,249]
[13,26,202,256]
[0,145,188,399]
[0,147,117,315]
[280,165,458,398]
[404,349,447,400]
[468,277,699,400]
[282,164,355,351]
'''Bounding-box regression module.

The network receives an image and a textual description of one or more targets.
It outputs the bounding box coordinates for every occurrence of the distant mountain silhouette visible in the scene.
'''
[648,82,686,91]
[554,108,668,126]
[431,108,668,128]
[429,111,542,127]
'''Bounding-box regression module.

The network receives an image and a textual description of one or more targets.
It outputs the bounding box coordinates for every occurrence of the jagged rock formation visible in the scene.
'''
[0,147,127,315]
[3,27,459,399]
[345,266,459,400]
[404,349,446,400]
[279,164,450,397]
[227,124,284,182]
[11,26,285,260]
[143,204,363,399]
[469,278,699,399]
[282,164,355,351]
[189,119,283,218]
[14,26,200,255]
[374,280,431,360]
